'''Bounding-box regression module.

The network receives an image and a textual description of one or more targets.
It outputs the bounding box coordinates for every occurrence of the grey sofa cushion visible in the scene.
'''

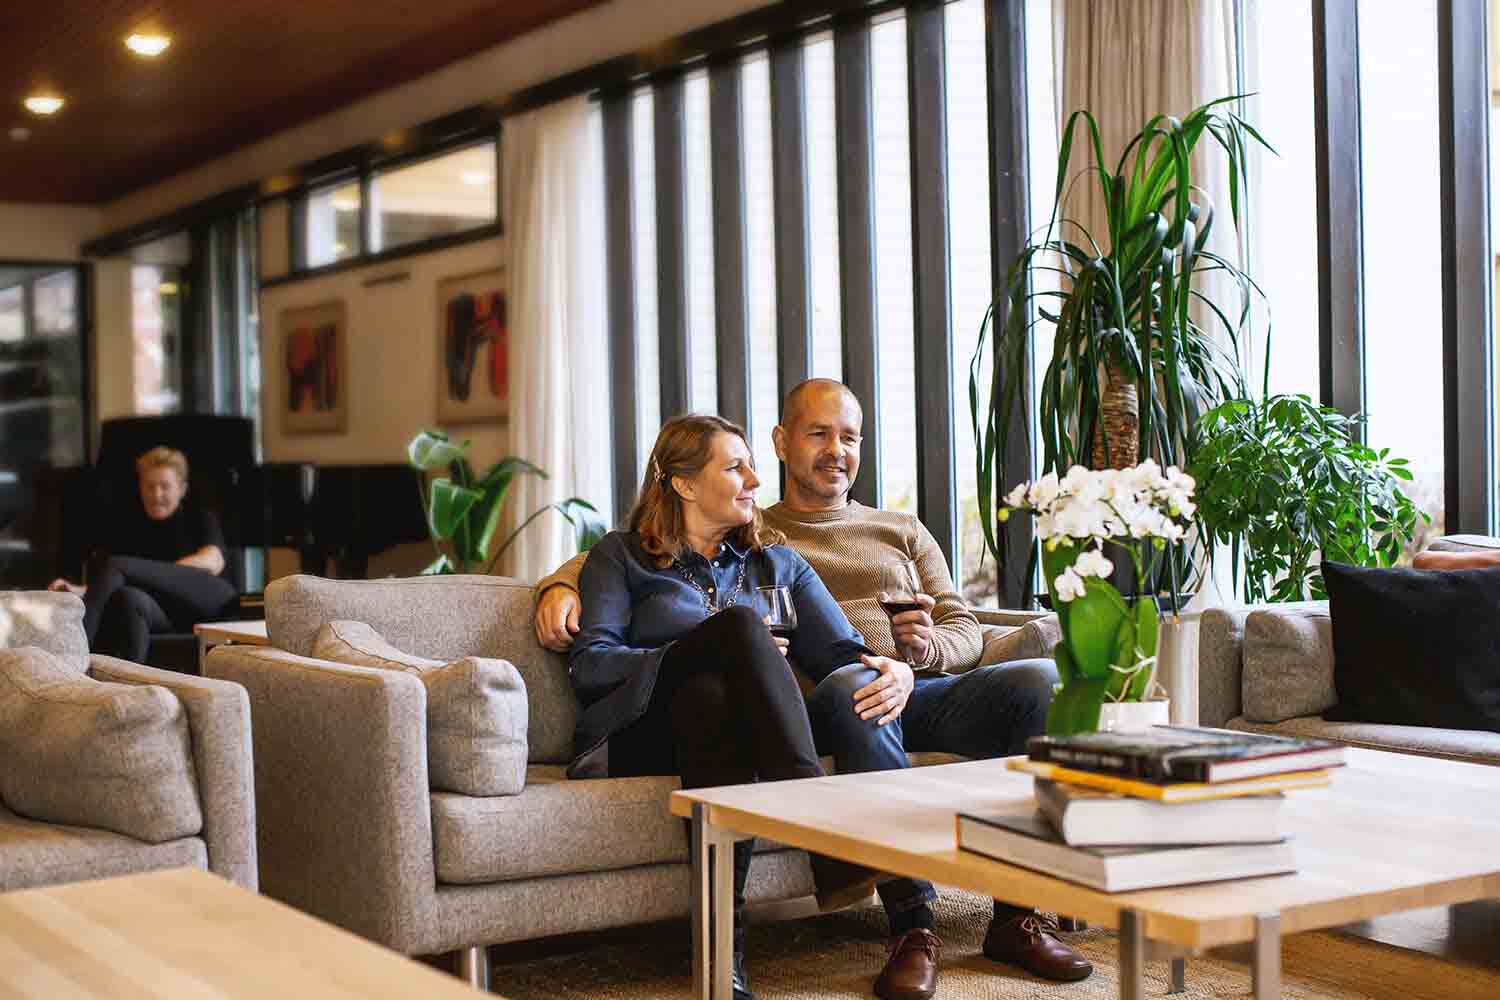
[1242,607,1337,723]
[313,620,527,796]
[0,591,88,673]
[1225,715,1500,767]
[0,647,203,843]
[0,802,208,892]
[267,574,576,764]
[979,614,1061,667]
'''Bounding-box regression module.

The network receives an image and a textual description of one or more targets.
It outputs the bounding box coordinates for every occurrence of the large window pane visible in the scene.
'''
[744,52,782,504]
[1242,0,1320,399]
[305,179,361,268]
[1026,0,1059,485]
[872,11,917,515]
[632,88,662,463]
[1359,0,1444,550]
[684,70,719,414]
[804,32,843,382]
[371,141,497,253]
[946,0,995,604]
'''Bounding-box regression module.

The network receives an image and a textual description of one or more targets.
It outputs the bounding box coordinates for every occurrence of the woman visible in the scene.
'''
[570,415,880,1000]
[49,446,237,663]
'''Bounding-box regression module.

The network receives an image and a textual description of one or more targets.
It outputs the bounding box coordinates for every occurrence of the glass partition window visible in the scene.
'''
[371,141,498,253]
[304,179,362,268]
[804,32,844,382]
[743,51,782,505]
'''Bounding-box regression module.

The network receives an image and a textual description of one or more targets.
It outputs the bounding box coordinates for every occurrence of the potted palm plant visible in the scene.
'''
[407,429,605,575]
[970,96,1271,598]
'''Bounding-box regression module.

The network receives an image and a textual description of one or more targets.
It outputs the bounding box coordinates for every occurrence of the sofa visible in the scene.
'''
[203,573,1055,986]
[1199,599,1500,766]
[0,591,257,892]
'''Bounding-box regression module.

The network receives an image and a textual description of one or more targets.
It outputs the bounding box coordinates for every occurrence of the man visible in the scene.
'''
[534,380,1091,998]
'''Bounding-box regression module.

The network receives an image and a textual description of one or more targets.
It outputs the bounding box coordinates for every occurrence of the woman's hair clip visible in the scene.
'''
[651,458,668,485]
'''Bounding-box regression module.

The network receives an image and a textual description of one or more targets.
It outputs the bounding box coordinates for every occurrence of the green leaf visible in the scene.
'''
[1062,579,1128,680]
[1052,640,1077,685]
[420,554,454,575]
[1046,678,1110,736]
[554,498,608,552]
[408,429,469,471]
[428,479,483,541]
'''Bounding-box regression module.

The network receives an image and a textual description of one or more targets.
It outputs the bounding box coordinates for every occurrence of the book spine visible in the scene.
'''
[1030,745,1213,783]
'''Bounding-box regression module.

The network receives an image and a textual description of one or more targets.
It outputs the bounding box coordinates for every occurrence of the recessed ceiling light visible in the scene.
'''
[9,127,30,142]
[158,282,179,295]
[22,95,64,116]
[461,170,492,187]
[126,34,172,58]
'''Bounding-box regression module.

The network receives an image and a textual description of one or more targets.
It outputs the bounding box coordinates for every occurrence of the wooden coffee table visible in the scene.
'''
[671,748,1500,1000]
[0,867,494,998]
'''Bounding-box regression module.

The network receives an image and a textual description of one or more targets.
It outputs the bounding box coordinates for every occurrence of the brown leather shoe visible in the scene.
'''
[811,854,883,911]
[873,928,941,1000]
[982,911,1093,982]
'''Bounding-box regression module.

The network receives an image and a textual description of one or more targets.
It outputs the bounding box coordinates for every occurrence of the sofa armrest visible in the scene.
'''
[203,645,441,954]
[972,608,1051,628]
[87,655,257,890]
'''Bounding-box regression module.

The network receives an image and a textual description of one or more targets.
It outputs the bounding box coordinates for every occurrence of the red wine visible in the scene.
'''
[879,600,922,619]
[768,624,795,639]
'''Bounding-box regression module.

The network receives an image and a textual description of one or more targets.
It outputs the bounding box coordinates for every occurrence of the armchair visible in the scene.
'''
[0,590,256,892]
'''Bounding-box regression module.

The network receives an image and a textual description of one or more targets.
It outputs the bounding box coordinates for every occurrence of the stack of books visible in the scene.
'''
[957,726,1345,892]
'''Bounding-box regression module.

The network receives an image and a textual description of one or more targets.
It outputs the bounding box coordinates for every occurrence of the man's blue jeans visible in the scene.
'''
[805,658,1058,920]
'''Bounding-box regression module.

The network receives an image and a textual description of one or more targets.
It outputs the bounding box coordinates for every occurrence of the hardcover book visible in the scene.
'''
[1026,725,1346,783]
[957,803,1297,892]
[1035,778,1286,846]
[1007,758,1332,803]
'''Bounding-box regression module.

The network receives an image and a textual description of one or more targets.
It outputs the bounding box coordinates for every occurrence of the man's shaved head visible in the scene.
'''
[781,378,863,432]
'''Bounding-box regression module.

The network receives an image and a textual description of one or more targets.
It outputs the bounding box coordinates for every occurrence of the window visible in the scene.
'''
[804,32,843,382]
[1358,0,1445,548]
[744,51,783,504]
[131,233,190,415]
[1241,0,1321,400]
[632,87,663,459]
[371,141,498,253]
[684,70,719,413]
[0,287,21,343]
[304,179,361,268]
[872,11,917,515]
[946,0,996,603]
[1026,0,1059,484]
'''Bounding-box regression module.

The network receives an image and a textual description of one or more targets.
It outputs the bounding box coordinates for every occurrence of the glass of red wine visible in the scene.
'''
[879,558,924,667]
[756,585,797,643]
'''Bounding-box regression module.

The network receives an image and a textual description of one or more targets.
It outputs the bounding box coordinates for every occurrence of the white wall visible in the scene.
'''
[0,202,101,260]
[258,235,509,467]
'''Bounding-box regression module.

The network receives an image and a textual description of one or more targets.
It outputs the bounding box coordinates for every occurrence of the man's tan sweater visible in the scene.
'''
[535,500,983,673]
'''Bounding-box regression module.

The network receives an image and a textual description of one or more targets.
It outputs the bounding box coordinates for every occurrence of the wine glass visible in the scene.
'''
[755,585,798,641]
[878,559,923,666]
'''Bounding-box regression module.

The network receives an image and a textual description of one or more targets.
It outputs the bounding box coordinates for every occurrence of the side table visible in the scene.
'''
[193,619,270,672]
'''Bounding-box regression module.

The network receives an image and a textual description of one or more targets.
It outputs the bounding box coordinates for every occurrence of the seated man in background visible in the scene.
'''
[535,380,1090,998]
[49,446,236,663]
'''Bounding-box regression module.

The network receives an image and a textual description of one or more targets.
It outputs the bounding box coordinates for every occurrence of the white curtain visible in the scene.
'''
[498,96,610,583]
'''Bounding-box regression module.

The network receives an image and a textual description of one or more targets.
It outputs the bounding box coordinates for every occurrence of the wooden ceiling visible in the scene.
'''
[0,1,605,204]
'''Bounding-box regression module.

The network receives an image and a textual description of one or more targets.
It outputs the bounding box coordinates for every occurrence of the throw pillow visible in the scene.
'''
[0,591,89,674]
[313,620,527,796]
[1321,560,1500,732]
[0,646,203,842]
[1242,607,1337,723]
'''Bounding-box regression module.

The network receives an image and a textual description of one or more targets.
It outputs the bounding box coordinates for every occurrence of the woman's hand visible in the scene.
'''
[47,578,84,596]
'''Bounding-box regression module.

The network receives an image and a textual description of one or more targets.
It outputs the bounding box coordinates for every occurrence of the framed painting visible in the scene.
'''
[280,301,347,435]
[436,268,508,424]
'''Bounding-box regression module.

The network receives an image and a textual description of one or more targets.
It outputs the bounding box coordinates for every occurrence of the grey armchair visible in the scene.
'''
[0,591,257,892]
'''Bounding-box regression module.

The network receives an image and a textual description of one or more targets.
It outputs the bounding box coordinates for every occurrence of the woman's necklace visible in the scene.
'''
[675,548,746,614]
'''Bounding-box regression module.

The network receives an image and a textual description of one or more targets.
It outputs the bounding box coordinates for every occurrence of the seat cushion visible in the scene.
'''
[0,803,209,892]
[0,647,203,843]
[0,591,88,673]
[432,752,969,885]
[1226,715,1500,766]
[313,620,527,796]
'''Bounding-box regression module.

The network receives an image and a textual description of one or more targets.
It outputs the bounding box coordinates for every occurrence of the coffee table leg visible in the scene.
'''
[691,804,734,1000]
[1168,956,1186,994]
[1118,908,1145,1000]
[1253,912,1281,999]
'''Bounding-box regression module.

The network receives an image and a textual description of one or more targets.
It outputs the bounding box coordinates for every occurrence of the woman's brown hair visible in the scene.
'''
[629,414,784,567]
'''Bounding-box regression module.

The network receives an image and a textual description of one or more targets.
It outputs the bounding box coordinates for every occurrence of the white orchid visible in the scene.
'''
[998,461,1197,603]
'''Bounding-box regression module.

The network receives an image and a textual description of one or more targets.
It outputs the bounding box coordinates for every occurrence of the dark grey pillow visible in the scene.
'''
[1242,607,1336,723]
[0,646,203,842]
[1322,561,1500,732]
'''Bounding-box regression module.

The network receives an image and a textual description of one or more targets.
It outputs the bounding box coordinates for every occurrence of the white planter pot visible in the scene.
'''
[1096,698,1171,733]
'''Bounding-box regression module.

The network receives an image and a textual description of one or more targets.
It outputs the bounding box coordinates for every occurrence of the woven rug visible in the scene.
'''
[488,889,1500,999]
